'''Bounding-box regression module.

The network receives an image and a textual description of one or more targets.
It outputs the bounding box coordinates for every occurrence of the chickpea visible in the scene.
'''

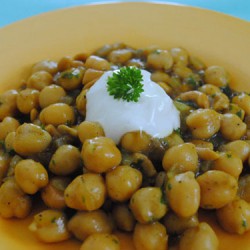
[0,116,20,140]
[189,55,206,70]
[4,131,16,152]
[16,88,39,114]
[78,121,105,143]
[76,89,88,116]
[220,140,250,162]
[212,151,243,178]
[133,222,168,250]
[108,49,133,64]
[49,144,81,175]
[147,49,173,70]
[31,60,58,74]
[80,233,120,250]
[177,90,209,109]
[238,175,250,202]
[0,177,32,218]
[94,44,114,57]
[120,131,151,153]
[56,67,85,90]
[162,143,198,173]
[13,123,52,156]
[164,132,184,147]
[68,210,114,241]
[232,93,250,115]
[106,165,142,202]
[199,84,221,95]
[29,209,71,243]
[194,147,219,161]
[39,84,66,108]
[156,82,172,95]
[150,71,171,84]
[131,153,157,177]
[166,171,200,218]
[210,92,230,111]
[82,68,104,85]
[81,137,122,173]
[14,159,48,194]
[216,198,250,234]
[204,65,230,87]
[39,103,75,126]
[64,173,106,211]
[129,187,167,223]
[186,109,221,139]
[0,152,11,183]
[220,113,246,140]
[57,124,78,138]
[126,58,145,68]
[163,212,199,235]
[41,177,71,209]
[173,64,193,79]
[57,56,74,71]
[27,71,53,90]
[170,47,189,65]
[197,170,238,209]
[179,222,219,250]
[112,204,136,232]
[85,55,110,71]
[0,89,18,121]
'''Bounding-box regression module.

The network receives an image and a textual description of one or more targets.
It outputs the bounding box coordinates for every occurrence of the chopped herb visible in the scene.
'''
[242,219,247,228]
[0,140,15,155]
[153,49,161,54]
[175,99,199,109]
[40,124,46,130]
[65,120,72,126]
[186,76,201,89]
[226,153,232,158]
[167,183,172,191]
[208,132,226,150]
[107,67,144,102]
[51,217,57,223]
[236,110,243,118]
[61,69,80,79]
[112,238,119,244]
[174,128,181,136]
[131,158,144,171]
[160,183,167,205]
[160,194,167,205]
[220,85,233,98]
[0,140,5,148]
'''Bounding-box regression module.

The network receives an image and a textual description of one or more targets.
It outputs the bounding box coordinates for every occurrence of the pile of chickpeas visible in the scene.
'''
[1,43,250,250]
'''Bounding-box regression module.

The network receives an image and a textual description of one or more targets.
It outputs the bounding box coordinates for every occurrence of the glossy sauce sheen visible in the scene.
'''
[85,69,180,144]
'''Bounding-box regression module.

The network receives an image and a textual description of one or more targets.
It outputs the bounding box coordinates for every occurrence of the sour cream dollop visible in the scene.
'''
[85,69,180,144]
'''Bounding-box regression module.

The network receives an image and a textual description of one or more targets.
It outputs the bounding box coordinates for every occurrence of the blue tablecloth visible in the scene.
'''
[1,0,249,28]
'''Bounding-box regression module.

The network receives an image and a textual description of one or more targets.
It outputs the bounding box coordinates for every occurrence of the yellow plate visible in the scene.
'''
[0,2,250,250]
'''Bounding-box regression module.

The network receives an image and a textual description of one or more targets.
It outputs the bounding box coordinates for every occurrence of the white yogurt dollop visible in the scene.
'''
[85,69,180,144]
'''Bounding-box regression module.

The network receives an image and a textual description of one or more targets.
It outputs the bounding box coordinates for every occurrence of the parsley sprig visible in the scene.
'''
[107,67,144,102]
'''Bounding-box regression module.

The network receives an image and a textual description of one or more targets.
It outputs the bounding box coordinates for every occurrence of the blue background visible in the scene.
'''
[1,0,249,28]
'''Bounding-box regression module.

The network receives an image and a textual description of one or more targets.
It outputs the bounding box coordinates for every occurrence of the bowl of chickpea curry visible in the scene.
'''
[1,2,250,250]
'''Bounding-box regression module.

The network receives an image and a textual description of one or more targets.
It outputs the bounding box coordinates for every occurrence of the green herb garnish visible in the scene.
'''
[107,67,144,102]
[242,219,247,228]
[61,69,80,79]
[236,110,243,118]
